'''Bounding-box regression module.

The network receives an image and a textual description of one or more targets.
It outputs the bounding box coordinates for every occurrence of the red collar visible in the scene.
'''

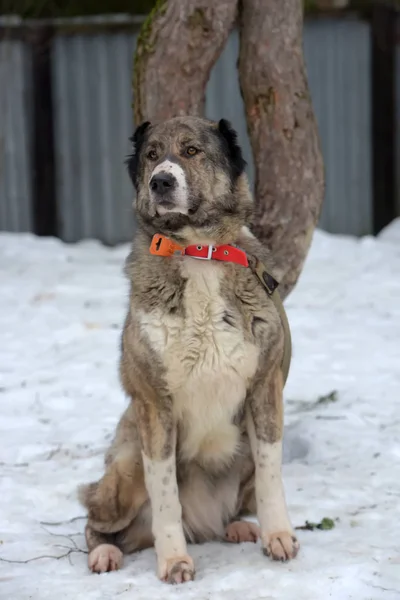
[149,234,249,267]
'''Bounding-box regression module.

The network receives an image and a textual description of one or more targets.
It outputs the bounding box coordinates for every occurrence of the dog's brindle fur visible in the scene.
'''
[79,116,299,583]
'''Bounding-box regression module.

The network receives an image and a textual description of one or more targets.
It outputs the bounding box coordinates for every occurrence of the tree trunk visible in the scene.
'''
[134,0,324,299]
[133,0,238,123]
[238,0,324,299]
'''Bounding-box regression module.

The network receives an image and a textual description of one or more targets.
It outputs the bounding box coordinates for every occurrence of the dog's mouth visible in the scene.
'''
[139,199,244,248]
[139,211,190,239]
[155,200,182,216]
[153,193,201,218]
[140,197,206,236]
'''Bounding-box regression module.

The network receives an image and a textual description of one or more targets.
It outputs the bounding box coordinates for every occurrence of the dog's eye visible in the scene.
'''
[147,149,158,160]
[185,146,198,157]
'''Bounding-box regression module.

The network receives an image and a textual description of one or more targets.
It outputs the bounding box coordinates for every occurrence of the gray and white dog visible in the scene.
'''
[79,116,299,584]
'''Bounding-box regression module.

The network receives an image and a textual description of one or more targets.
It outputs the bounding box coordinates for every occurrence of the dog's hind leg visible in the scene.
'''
[85,503,154,573]
[79,405,148,536]
[85,525,123,573]
[224,450,260,544]
[79,443,148,535]
[79,406,151,573]
[115,501,154,554]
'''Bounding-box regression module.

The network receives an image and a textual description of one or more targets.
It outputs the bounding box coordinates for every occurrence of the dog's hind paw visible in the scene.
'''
[225,521,260,544]
[88,543,123,573]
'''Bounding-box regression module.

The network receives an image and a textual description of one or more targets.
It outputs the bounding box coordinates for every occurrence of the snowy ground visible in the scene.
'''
[1,221,400,600]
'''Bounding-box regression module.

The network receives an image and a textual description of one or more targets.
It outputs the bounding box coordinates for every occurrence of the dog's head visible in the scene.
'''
[126,116,253,245]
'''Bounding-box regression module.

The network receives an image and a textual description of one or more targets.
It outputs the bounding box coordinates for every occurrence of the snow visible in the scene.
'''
[1,222,400,600]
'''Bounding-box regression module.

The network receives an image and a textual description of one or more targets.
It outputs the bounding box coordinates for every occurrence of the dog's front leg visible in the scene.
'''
[135,391,195,584]
[246,368,299,561]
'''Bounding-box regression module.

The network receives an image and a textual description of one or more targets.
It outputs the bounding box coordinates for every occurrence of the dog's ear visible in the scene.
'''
[217,119,246,179]
[126,121,151,187]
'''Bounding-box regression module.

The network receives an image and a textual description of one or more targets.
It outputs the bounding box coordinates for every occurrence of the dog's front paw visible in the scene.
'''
[159,555,195,584]
[262,531,299,562]
[88,543,123,573]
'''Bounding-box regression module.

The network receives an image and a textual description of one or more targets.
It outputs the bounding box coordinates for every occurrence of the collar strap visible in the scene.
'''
[185,244,249,267]
[149,234,249,267]
[246,254,279,295]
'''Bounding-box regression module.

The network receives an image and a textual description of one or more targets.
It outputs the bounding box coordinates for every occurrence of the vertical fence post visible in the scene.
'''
[30,25,58,237]
[371,1,397,234]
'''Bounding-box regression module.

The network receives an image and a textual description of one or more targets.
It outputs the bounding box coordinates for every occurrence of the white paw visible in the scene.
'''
[158,555,195,584]
[262,531,300,562]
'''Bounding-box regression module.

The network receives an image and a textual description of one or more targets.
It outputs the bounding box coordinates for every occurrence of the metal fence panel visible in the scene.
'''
[208,20,372,237]
[52,30,137,244]
[396,44,400,218]
[0,35,33,232]
[304,18,372,236]
[51,17,373,243]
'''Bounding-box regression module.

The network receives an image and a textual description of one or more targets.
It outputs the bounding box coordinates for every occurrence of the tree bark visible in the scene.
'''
[238,0,324,299]
[133,0,238,123]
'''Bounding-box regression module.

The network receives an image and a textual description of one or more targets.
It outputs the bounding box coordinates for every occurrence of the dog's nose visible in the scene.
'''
[150,172,176,196]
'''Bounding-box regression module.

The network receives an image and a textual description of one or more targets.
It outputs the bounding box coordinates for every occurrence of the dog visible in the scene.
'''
[79,116,299,584]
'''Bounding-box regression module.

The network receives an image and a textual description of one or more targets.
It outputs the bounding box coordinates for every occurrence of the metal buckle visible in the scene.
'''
[190,245,214,260]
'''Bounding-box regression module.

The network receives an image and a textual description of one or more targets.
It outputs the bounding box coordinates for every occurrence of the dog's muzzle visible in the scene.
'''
[149,172,179,211]
[149,160,189,215]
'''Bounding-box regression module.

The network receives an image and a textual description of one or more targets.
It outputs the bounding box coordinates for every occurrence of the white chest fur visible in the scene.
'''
[137,258,259,466]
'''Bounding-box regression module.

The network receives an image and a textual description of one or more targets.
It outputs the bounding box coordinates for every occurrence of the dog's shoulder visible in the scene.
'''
[236,226,277,276]
[124,231,186,315]
[222,227,283,342]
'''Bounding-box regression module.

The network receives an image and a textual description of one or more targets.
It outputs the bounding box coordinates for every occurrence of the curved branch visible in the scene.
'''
[238,0,325,299]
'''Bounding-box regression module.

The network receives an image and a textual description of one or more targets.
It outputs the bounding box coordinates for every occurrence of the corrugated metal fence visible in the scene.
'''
[206,18,373,237]
[396,43,400,217]
[52,30,136,243]
[0,32,33,232]
[0,14,391,243]
[304,19,372,235]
